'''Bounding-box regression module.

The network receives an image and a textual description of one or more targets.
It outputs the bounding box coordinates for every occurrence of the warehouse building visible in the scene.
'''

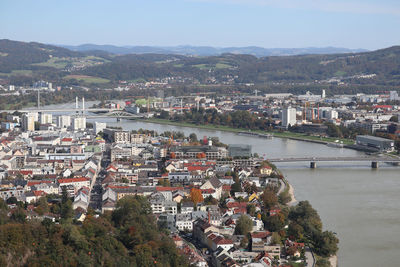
[356,135,394,152]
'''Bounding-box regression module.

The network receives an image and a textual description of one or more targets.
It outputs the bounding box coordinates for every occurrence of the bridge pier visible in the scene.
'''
[310,162,317,169]
[371,161,379,169]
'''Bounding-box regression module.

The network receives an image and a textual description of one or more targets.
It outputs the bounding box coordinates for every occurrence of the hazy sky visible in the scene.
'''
[1,0,399,50]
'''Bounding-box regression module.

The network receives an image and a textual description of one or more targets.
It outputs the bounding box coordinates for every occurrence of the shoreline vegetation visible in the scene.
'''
[140,117,355,146]
[283,179,338,267]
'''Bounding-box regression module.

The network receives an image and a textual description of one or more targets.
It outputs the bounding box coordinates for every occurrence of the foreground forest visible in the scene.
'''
[0,195,188,267]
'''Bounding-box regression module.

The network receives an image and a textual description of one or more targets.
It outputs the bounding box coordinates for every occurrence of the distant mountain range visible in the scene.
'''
[60,44,368,57]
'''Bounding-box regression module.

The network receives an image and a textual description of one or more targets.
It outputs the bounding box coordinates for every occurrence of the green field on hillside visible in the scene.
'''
[63,75,110,84]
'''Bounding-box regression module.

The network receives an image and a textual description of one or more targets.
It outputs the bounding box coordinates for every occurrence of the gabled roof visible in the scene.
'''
[209,176,222,189]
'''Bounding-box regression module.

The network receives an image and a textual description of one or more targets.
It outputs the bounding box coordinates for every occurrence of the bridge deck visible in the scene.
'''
[268,157,400,163]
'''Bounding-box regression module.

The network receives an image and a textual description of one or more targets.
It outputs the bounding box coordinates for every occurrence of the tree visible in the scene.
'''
[288,222,304,240]
[204,195,218,205]
[247,204,256,217]
[234,215,253,235]
[263,213,285,232]
[189,188,204,205]
[261,188,278,209]
[36,197,49,215]
[10,207,26,223]
[61,186,73,220]
[389,115,399,122]
[314,231,339,257]
[289,201,322,236]
[278,190,292,205]
[6,197,18,205]
[159,110,170,119]
[240,236,249,249]
[270,232,281,245]
[325,123,342,138]
[189,133,198,142]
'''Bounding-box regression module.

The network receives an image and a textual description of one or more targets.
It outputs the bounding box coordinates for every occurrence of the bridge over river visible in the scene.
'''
[268,156,400,168]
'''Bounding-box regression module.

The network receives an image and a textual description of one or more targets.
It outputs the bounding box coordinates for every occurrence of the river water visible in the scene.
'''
[40,102,400,266]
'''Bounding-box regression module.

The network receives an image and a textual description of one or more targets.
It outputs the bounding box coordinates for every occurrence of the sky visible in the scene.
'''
[1,0,399,50]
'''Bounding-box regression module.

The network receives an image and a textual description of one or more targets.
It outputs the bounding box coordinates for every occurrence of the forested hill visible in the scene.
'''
[0,196,188,266]
[1,39,400,93]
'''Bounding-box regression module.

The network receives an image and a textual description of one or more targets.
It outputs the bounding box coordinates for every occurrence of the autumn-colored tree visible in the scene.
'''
[190,188,204,205]
[170,152,176,159]
[261,188,278,209]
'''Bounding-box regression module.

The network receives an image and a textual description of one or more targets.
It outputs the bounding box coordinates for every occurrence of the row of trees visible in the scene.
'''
[160,108,275,131]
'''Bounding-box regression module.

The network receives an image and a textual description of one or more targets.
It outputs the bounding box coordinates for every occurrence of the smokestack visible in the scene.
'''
[37,90,40,109]
[82,97,85,112]
[76,97,78,109]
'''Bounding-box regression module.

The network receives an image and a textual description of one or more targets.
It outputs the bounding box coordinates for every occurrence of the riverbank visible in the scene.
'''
[330,255,338,267]
[287,182,297,206]
[140,118,355,146]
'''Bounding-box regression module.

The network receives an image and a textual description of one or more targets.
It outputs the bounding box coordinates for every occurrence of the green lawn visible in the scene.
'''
[192,64,210,70]
[33,56,109,69]
[129,78,147,83]
[63,75,110,84]
[334,70,346,77]
[215,63,232,69]
[0,69,33,76]
[33,57,69,69]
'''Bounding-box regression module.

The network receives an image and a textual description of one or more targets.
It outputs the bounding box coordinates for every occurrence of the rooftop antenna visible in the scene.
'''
[76,96,79,115]
[82,97,85,114]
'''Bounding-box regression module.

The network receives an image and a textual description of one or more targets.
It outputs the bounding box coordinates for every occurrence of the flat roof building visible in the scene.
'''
[356,135,394,152]
[228,144,252,158]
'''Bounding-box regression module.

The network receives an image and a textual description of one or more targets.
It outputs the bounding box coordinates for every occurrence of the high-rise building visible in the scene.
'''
[40,113,53,124]
[22,113,36,131]
[322,89,326,98]
[72,116,86,131]
[282,107,297,128]
[57,115,71,129]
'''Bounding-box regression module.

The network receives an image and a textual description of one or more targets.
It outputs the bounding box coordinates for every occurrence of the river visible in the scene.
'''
[39,102,400,266]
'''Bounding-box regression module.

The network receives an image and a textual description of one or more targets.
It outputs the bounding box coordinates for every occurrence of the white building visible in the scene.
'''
[72,116,86,131]
[57,115,71,129]
[327,110,338,120]
[281,107,296,128]
[94,122,106,134]
[40,113,53,124]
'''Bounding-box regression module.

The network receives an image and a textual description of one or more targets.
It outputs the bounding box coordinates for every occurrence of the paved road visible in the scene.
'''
[305,247,315,267]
